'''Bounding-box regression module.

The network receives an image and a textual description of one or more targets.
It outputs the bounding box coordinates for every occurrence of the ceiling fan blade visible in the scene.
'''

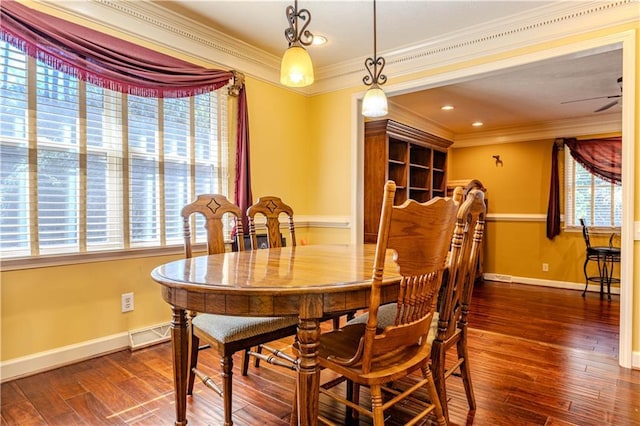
[561,94,621,104]
[594,100,619,112]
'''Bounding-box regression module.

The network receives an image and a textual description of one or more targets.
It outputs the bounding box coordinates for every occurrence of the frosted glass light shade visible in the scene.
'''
[280,46,314,87]
[362,86,388,117]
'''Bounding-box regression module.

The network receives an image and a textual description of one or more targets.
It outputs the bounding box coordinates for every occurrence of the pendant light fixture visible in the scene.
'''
[280,0,314,87]
[362,0,388,117]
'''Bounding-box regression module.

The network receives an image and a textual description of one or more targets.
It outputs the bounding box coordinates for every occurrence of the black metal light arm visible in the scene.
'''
[363,56,386,87]
[362,0,386,87]
[284,1,313,47]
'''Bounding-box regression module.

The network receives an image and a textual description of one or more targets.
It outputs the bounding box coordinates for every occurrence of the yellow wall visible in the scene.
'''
[307,90,354,217]
[1,9,638,368]
[451,140,551,213]
[245,78,313,213]
[1,255,176,360]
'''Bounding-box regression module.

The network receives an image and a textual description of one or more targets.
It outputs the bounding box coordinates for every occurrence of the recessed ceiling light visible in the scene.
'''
[441,105,454,111]
[472,121,484,127]
[312,35,327,46]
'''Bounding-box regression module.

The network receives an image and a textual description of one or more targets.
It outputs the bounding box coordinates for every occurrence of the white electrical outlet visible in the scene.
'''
[542,263,549,272]
[121,292,134,312]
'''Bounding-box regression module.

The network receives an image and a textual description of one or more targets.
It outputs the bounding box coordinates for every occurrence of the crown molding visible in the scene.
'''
[312,0,639,94]
[451,113,622,147]
[385,101,455,142]
[35,0,638,95]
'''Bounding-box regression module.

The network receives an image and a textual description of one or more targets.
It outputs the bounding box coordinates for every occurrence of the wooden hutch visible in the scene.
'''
[364,119,453,243]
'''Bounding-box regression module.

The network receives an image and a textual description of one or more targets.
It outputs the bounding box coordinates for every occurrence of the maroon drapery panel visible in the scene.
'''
[546,141,561,239]
[564,137,622,185]
[1,0,253,227]
[235,88,253,235]
[0,0,233,97]
[546,136,621,240]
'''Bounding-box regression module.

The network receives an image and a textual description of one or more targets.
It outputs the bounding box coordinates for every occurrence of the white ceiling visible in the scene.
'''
[153,1,623,135]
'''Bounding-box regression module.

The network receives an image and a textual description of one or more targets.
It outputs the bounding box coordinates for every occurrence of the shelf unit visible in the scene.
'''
[364,119,452,243]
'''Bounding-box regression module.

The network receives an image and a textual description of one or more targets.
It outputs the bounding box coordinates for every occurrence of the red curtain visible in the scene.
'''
[546,141,561,239]
[235,88,253,235]
[1,0,253,232]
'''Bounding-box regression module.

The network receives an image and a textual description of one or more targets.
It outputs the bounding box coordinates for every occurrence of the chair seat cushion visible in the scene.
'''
[192,313,298,343]
[346,303,439,342]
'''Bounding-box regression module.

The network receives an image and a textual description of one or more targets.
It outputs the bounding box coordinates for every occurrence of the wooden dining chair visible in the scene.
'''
[343,186,486,422]
[430,187,486,421]
[297,180,458,425]
[182,194,299,426]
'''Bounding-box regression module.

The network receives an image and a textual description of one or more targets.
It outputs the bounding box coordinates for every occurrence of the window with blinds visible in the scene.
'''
[0,41,230,259]
[565,151,621,229]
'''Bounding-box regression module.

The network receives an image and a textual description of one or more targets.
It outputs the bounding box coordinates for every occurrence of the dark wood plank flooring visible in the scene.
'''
[3,281,639,425]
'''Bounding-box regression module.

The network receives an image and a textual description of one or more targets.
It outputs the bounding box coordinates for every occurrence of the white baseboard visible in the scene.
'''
[0,322,171,383]
[482,273,621,295]
[1,332,129,383]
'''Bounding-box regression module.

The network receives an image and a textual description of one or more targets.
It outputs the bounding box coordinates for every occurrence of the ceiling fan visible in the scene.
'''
[561,76,622,112]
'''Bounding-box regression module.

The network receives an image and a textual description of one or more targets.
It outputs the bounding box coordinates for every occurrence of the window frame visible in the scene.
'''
[563,147,622,234]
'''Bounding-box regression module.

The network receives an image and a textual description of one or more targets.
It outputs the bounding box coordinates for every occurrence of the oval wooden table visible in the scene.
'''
[151,243,401,426]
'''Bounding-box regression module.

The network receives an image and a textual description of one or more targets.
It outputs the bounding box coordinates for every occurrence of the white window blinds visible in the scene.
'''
[0,41,230,259]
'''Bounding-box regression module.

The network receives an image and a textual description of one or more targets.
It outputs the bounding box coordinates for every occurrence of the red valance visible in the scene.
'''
[0,0,233,97]
[564,137,622,185]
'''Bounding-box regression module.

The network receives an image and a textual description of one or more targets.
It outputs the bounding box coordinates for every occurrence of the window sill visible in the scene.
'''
[0,244,207,271]
[564,225,621,235]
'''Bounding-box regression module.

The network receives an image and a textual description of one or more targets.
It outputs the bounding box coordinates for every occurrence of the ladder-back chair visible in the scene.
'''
[301,180,458,425]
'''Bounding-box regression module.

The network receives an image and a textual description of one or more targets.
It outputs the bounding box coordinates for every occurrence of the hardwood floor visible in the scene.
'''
[2,281,639,425]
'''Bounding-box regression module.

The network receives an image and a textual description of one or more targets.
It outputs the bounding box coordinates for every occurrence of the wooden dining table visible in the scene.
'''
[150,243,401,426]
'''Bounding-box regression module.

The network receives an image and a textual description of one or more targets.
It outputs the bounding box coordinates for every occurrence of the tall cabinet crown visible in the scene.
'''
[364,119,453,243]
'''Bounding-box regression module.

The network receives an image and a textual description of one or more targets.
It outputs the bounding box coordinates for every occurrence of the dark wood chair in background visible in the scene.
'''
[244,196,299,369]
[579,218,620,301]
[295,180,458,425]
[182,194,298,426]
[247,195,296,249]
